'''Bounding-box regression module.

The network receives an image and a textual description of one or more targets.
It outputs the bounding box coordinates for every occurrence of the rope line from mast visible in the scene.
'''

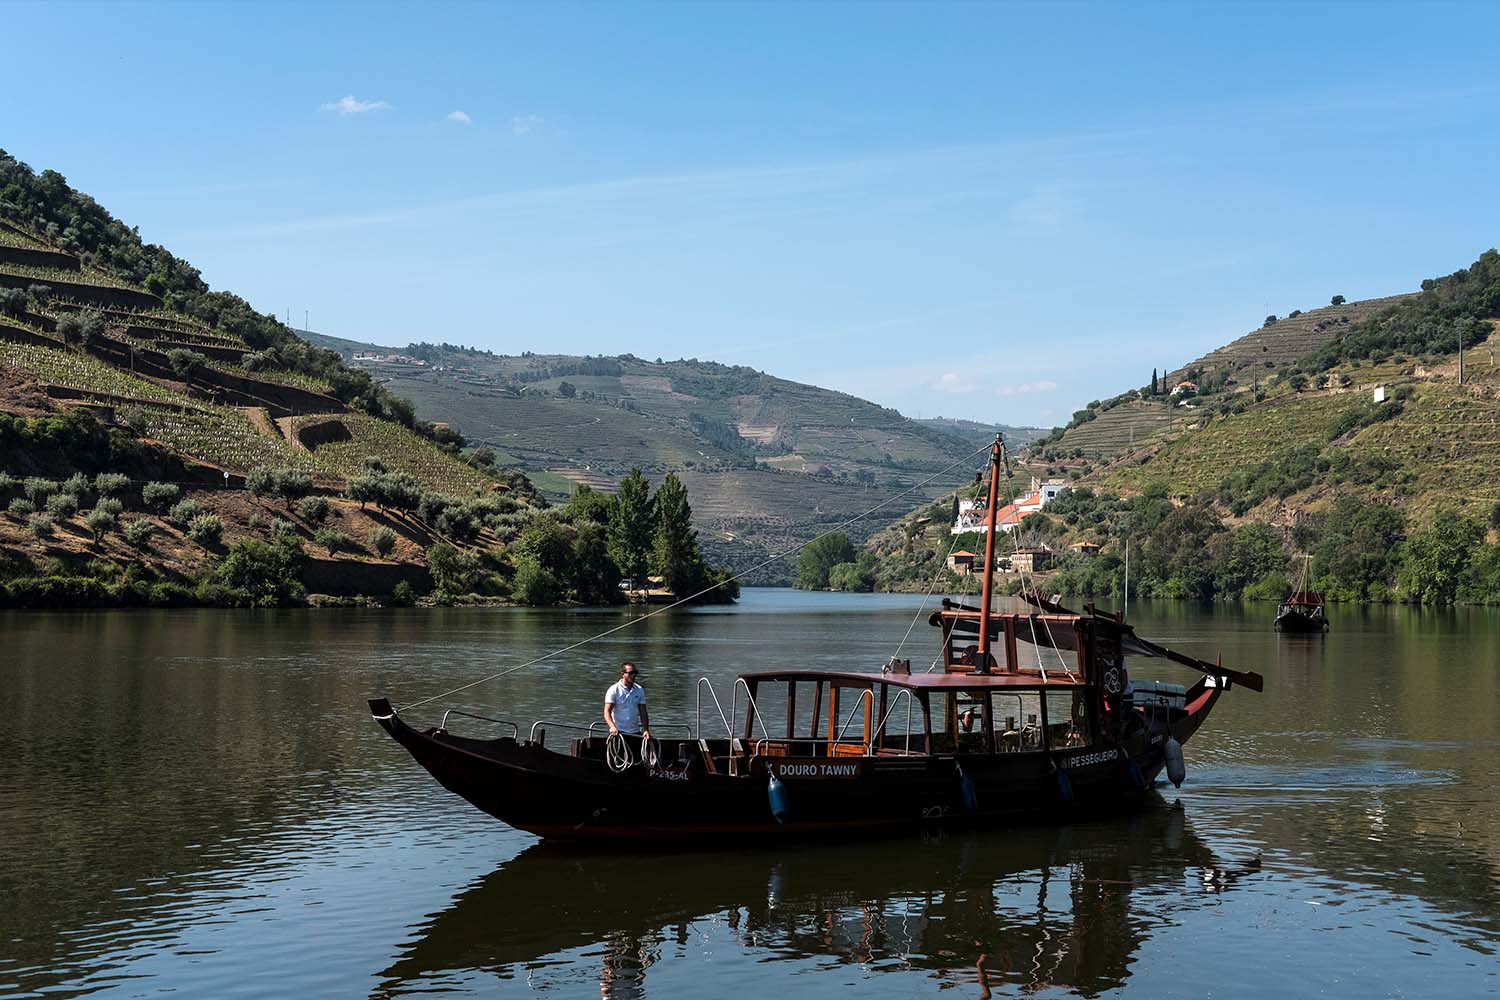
[398,442,994,712]
[900,471,986,669]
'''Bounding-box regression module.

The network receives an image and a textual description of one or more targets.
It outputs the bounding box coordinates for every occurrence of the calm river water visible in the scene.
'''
[2,590,1497,998]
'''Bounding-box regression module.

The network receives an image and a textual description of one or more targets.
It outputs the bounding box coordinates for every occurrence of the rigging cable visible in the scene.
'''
[399,441,994,712]
[895,475,980,671]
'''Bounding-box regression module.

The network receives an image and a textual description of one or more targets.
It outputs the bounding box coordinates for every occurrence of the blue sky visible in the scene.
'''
[4,2,1500,426]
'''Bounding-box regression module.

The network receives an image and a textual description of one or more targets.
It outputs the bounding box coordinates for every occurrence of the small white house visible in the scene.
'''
[1373,385,1387,404]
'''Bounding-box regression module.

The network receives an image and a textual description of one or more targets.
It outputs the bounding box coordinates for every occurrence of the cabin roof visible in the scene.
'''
[738,669,1090,690]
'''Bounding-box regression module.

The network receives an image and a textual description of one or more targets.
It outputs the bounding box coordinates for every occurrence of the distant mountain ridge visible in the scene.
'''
[297,332,1034,581]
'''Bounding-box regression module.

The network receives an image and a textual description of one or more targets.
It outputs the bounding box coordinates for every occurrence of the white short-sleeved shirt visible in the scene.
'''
[605,680,647,734]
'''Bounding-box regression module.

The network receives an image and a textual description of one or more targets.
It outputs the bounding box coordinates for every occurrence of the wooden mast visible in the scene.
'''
[974,434,1004,674]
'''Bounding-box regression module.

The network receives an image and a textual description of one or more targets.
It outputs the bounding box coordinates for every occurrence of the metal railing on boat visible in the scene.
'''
[438,709,520,739]
[695,677,771,742]
[526,719,692,746]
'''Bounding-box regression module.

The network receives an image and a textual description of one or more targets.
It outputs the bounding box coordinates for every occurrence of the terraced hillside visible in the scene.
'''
[1096,334,1500,523]
[1166,295,1413,383]
[913,417,1047,447]
[301,337,991,578]
[1048,400,1185,461]
[1037,294,1416,466]
[0,151,534,603]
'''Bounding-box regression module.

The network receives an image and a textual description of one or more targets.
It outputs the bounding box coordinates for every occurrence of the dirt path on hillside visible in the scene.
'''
[237,406,285,442]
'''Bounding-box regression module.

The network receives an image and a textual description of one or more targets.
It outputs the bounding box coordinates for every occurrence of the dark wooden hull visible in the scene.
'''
[369,683,1221,843]
[1274,606,1327,632]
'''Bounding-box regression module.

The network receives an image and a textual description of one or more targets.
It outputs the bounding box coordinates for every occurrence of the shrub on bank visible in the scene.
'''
[187,513,224,548]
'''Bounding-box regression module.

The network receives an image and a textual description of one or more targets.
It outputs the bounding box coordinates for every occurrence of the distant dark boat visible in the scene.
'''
[371,436,1263,843]
[1275,558,1328,632]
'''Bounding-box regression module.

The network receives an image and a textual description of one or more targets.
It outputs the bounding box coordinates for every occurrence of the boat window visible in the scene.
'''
[1045,689,1090,748]
[991,691,1043,752]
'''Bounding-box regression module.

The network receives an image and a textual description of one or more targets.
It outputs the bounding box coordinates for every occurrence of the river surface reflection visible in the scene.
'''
[1,591,1497,998]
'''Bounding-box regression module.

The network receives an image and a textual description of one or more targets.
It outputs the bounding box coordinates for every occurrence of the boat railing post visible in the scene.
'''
[834,689,875,749]
[696,677,735,739]
[733,677,771,741]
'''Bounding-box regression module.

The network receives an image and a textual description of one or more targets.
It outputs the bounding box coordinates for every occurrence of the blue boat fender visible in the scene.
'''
[1052,760,1074,803]
[955,761,978,815]
[767,772,790,824]
[1164,736,1186,788]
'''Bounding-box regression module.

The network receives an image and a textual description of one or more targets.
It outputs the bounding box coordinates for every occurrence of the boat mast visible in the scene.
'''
[975,433,1004,675]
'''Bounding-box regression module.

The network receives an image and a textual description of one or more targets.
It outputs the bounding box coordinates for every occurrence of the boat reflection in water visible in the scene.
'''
[374,798,1259,998]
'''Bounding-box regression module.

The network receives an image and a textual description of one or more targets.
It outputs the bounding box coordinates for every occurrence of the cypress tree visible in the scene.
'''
[608,468,653,590]
[1151,368,1158,395]
[649,472,706,597]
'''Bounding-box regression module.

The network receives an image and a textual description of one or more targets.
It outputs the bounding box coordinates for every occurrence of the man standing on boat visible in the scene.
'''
[604,662,651,756]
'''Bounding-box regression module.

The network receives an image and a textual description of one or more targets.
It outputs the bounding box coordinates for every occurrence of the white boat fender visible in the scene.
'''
[955,761,978,815]
[1165,736,1186,788]
[767,772,790,824]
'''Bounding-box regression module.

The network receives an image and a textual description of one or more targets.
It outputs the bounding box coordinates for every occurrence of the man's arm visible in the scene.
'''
[604,699,618,734]
[638,702,650,737]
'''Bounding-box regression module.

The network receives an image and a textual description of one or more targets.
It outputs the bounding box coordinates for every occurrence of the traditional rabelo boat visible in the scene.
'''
[370,436,1262,842]
[1274,557,1328,632]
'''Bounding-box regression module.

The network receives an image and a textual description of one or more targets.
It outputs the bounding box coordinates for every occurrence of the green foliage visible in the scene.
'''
[141,481,178,510]
[427,542,479,596]
[164,347,208,380]
[609,468,653,586]
[269,517,300,543]
[1459,543,1500,605]
[170,498,205,525]
[298,494,331,525]
[369,525,397,557]
[1208,523,1286,599]
[23,477,57,505]
[1398,509,1484,605]
[8,498,35,517]
[28,512,53,537]
[83,507,116,542]
[55,309,105,347]
[45,492,78,517]
[650,472,706,597]
[1331,295,1346,306]
[796,532,856,590]
[96,497,124,516]
[827,553,879,592]
[93,471,130,497]
[511,554,562,606]
[389,580,416,606]
[206,539,306,607]
[314,527,356,556]
[1308,497,1407,601]
[123,518,155,548]
[187,513,223,547]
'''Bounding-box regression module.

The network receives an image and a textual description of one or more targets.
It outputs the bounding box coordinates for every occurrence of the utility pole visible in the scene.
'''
[304,309,309,332]
[1459,326,1465,385]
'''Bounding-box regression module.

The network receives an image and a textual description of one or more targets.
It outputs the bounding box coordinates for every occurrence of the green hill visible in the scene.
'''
[298,336,1004,580]
[0,150,552,606]
[864,250,1500,606]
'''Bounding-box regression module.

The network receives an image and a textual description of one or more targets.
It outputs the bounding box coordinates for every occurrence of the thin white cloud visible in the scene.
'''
[512,114,544,136]
[188,127,1152,240]
[931,372,978,394]
[447,110,472,125]
[321,95,392,116]
[996,380,1057,397]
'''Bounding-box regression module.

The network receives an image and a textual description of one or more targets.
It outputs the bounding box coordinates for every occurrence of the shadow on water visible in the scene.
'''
[373,798,1257,999]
